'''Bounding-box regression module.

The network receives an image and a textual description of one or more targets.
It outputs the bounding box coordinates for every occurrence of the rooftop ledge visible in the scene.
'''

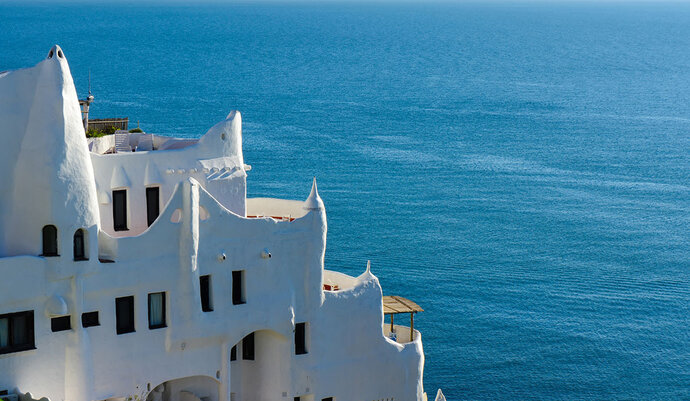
[246,178,323,222]
[88,131,200,155]
[323,269,358,291]
[246,198,309,221]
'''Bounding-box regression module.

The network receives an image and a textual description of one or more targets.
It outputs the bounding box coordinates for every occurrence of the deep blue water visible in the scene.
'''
[1,2,689,399]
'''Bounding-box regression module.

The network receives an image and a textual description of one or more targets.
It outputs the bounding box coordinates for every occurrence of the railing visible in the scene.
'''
[88,118,129,132]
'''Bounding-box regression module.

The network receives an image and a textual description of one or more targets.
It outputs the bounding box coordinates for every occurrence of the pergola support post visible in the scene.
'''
[410,312,414,341]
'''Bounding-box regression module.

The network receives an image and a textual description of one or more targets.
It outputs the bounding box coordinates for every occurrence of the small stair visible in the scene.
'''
[114,130,131,153]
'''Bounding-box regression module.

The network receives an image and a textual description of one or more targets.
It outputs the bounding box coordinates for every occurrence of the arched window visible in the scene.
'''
[42,225,58,256]
[73,229,87,261]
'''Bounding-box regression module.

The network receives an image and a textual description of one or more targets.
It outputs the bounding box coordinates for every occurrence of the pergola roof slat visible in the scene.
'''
[382,295,423,315]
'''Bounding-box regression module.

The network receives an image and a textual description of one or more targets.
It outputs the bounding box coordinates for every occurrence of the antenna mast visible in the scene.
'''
[79,69,94,132]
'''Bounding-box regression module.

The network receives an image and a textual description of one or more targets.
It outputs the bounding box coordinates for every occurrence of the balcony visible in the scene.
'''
[383,324,420,344]
[383,295,423,345]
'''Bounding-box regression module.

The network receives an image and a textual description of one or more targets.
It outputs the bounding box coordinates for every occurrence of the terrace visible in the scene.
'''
[383,296,423,344]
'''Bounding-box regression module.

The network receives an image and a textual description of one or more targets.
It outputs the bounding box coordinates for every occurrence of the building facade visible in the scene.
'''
[0,46,425,401]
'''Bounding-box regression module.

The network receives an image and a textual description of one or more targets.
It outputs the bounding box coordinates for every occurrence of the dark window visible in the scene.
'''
[42,225,58,256]
[322,398,334,401]
[200,275,213,312]
[294,398,300,401]
[115,296,135,334]
[113,190,128,231]
[81,311,99,328]
[146,187,160,227]
[148,292,166,329]
[242,332,255,360]
[232,270,245,305]
[230,344,237,361]
[51,316,71,332]
[295,322,308,355]
[73,229,87,261]
[0,310,35,354]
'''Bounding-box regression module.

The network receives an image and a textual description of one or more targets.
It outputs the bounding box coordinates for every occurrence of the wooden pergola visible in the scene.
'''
[383,295,423,341]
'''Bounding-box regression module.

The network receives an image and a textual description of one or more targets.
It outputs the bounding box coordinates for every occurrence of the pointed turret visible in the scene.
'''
[197,110,244,167]
[304,177,324,211]
[359,260,376,282]
[0,45,100,257]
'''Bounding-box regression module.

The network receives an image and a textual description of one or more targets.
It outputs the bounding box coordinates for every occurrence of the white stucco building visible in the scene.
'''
[0,46,427,401]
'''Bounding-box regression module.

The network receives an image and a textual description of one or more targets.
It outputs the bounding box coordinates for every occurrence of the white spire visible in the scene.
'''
[0,45,100,256]
[304,177,324,211]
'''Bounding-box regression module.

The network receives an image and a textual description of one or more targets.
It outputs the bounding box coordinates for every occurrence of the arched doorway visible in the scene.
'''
[229,329,290,401]
[147,376,219,401]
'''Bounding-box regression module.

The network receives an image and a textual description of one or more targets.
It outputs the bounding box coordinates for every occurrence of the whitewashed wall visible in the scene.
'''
[0,47,425,401]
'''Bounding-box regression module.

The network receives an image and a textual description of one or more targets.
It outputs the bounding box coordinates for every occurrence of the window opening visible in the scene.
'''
[148,292,166,329]
[81,311,99,328]
[42,225,58,256]
[73,229,87,261]
[113,189,128,231]
[146,187,160,227]
[232,270,246,305]
[0,311,35,354]
[295,322,308,355]
[200,275,213,312]
[51,316,71,332]
[115,296,135,334]
[242,332,255,360]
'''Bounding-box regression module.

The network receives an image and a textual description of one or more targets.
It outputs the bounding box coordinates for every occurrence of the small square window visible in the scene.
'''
[81,311,99,328]
[51,315,71,332]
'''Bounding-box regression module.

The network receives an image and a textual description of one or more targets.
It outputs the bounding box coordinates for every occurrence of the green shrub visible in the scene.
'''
[86,128,105,138]
[103,125,119,136]
[129,127,143,133]
[86,125,120,138]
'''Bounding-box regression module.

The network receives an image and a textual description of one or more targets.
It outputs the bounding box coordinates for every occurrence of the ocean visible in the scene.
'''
[1,2,689,399]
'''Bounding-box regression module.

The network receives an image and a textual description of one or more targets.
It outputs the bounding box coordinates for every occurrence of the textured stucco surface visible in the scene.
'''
[0,47,425,401]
